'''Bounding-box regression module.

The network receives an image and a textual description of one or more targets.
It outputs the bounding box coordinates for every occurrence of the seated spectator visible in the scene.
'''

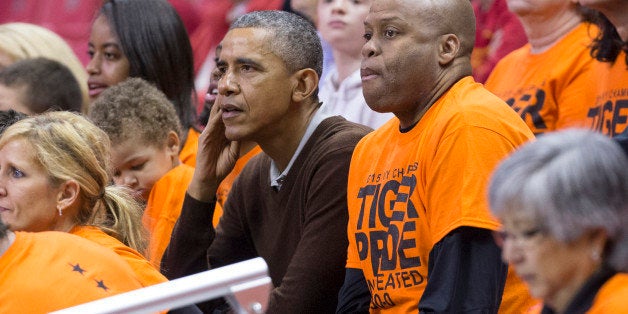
[0,57,82,114]
[489,129,628,313]
[0,111,166,287]
[337,0,535,312]
[161,10,371,312]
[87,0,199,167]
[89,77,194,268]
[316,0,393,129]
[0,23,90,112]
[470,0,527,83]
[0,220,144,313]
[485,2,600,135]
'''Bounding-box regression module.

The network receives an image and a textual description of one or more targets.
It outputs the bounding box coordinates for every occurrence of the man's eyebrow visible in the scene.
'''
[364,16,404,26]
[216,57,264,68]
[235,57,263,67]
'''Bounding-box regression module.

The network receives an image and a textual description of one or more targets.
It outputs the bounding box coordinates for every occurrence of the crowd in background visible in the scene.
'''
[0,0,627,313]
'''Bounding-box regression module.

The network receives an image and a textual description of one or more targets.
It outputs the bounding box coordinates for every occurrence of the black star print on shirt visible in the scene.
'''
[70,263,86,275]
[95,279,109,292]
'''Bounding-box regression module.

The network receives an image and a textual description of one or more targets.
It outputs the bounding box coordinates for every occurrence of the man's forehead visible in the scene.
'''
[367,0,425,18]
[220,28,274,58]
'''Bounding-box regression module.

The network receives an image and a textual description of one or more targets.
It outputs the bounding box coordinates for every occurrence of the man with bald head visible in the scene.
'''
[338,0,536,312]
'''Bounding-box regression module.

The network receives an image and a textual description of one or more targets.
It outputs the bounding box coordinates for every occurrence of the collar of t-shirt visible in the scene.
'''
[270,107,330,190]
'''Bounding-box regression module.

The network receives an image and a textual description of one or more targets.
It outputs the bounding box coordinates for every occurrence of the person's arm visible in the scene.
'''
[336,268,371,314]
[418,227,507,313]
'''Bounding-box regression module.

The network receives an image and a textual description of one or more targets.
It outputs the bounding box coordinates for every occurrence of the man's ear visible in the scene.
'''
[57,180,80,213]
[438,34,460,66]
[291,68,319,103]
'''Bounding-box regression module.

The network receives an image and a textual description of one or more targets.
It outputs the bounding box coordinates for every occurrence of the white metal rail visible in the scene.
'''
[50,257,271,314]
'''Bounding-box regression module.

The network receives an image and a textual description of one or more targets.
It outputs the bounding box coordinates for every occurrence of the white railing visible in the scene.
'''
[51,257,271,314]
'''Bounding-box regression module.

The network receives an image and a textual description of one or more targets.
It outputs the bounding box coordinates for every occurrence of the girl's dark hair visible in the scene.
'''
[100,0,197,132]
[590,12,627,66]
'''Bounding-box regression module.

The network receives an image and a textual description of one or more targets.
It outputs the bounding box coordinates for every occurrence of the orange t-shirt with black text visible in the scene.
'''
[485,23,598,135]
[0,231,143,313]
[346,77,535,313]
[587,51,628,137]
[143,163,195,268]
[70,225,167,287]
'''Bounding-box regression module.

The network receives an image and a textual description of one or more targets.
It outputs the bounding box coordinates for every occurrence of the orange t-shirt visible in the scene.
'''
[179,128,199,167]
[0,231,143,313]
[346,77,535,313]
[485,23,599,135]
[587,51,628,137]
[70,225,167,287]
[215,145,262,225]
[588,273,628,313]
[526,273,628,313]
[143,163,195,268]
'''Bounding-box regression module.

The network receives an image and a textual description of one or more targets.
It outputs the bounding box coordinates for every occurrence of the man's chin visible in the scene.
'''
[224,127,247,142]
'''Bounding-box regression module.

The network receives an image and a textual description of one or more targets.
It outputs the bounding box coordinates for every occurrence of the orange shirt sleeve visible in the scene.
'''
[144,164,195,268]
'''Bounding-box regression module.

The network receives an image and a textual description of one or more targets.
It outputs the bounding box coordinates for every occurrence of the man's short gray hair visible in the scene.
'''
[230,10,323,79]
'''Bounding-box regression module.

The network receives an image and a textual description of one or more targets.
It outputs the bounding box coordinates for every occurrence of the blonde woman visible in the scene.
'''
[0,111,166,286]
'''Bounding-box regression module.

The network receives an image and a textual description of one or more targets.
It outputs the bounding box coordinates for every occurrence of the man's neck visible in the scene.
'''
[259,104,319,172]
[239,140,258,158]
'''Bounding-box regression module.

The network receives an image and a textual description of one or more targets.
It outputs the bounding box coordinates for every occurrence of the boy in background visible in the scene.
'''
[0,57,82,115]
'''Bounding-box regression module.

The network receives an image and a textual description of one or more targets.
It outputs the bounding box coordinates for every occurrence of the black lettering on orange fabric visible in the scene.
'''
[519,89,547,130]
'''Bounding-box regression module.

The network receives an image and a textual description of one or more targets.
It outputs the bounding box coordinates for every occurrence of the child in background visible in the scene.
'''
[0,23,91,111]
[0,57,82,115]
[89,78,194,268]
[316,0,393,129]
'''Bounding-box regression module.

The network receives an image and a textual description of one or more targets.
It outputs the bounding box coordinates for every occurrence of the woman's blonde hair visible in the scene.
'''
[0,23,89,112]
[0,111,147,254]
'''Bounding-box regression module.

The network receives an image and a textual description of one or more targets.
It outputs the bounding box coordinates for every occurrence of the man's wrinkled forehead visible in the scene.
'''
[365,0,421,25]
[219,28,276,60]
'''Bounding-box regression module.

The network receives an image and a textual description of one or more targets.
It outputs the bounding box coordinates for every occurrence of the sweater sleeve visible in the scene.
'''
[418,227,507,313]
